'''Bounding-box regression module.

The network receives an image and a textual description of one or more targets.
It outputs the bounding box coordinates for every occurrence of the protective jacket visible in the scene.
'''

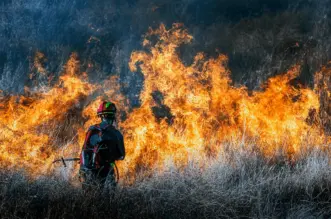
[80,121,125,173]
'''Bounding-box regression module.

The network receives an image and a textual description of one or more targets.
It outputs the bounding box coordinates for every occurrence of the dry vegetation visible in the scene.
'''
[1,1,331,218]
[1,146,331,219]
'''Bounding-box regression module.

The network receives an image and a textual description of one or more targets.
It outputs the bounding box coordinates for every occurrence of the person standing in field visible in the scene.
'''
[79,101,125,190]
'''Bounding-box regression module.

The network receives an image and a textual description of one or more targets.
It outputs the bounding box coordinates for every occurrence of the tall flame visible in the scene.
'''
[120,23,328,175]
[0,54,95,174]
[0,24,330,178]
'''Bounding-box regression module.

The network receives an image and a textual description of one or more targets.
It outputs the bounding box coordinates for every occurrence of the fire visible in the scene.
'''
[0,53,95,175]
[120,23,329,175]
[0,23,330,178]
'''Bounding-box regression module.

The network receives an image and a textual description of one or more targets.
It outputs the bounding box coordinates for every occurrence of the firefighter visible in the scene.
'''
[79,101,125,191]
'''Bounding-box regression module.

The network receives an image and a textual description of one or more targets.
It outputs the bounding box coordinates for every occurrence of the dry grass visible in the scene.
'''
[1,1,331,218]
[1,146,331,219]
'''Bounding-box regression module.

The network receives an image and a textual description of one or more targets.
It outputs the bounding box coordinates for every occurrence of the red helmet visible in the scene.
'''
[97,101,117,116]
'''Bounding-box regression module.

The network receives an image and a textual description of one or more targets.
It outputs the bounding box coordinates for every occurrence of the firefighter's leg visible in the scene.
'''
[97,168,116,197]
[79,168,95,192]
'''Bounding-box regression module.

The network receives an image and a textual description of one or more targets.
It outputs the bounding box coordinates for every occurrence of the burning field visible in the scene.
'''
[1,23,330,178]
[1,0,331,218]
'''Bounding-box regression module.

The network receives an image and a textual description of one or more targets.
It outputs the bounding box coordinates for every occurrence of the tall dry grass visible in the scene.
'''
[1,143,331,219]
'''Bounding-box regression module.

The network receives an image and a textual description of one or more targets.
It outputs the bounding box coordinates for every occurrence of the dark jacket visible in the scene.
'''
[80,122,125,170]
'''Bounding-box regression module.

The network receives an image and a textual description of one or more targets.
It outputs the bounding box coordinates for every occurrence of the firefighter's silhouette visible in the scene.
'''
[79,101,125,190]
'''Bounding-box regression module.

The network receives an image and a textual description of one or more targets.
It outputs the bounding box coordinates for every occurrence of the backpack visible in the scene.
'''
[88,124,124,168]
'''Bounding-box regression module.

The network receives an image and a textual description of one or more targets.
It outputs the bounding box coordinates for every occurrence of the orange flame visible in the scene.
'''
[0,24,330,179]
[120,24,328,175]
[0,53,95,175]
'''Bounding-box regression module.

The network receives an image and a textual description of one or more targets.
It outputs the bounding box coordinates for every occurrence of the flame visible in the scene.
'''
[0,24,330,178]
[120,24,329,175]
[0,53,95,175]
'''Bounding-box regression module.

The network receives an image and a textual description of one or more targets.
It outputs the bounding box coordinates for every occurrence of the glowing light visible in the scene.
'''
[0,24,330,179]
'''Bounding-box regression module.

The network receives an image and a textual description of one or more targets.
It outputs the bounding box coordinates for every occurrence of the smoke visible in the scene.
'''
[0,0,331,102]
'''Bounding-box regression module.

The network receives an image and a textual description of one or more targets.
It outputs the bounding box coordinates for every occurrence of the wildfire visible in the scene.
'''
[0,54,95,175]
[0,24,330,178]
[120,23,328,175]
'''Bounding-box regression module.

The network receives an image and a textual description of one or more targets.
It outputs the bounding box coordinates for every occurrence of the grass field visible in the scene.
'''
[1,1,331,218]
[1,146,331,219]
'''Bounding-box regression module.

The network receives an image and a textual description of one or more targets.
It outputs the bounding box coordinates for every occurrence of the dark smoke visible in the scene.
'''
[1,0,331,107]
